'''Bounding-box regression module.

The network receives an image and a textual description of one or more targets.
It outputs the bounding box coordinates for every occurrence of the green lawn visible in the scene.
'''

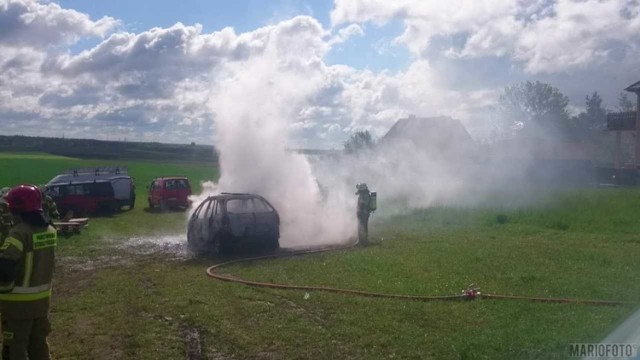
[0,152,218,256]
[1,152,639,359]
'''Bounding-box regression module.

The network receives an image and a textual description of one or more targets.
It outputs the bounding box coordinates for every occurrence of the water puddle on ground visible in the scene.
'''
[58,234,192,272]
[117,234,191,259]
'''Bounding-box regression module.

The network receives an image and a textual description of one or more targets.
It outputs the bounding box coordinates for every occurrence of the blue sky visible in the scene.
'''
[59,0,411,73]
[59,0,331,33]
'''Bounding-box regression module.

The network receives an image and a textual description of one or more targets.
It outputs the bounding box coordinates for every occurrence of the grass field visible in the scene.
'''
[0,152,218,257]
[1,152,639,359]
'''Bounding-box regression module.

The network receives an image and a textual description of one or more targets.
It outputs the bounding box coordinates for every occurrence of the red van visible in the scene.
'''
[147,177,192,210]
[47,181,118,216]
[47,167,135,216]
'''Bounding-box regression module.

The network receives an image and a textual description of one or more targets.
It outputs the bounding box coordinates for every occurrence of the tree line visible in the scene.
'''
[496,80,635,141]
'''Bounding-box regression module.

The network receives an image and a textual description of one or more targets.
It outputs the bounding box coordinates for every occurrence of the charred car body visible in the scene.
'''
[187,193,280,255]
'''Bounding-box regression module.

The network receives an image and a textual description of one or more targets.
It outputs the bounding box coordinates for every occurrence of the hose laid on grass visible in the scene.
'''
[205,246,637,306]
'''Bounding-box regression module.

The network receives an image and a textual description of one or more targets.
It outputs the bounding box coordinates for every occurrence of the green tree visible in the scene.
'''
[576,91,608,130]
[344,130,375,154]
[617,92,634,112]
[497,81,571,138]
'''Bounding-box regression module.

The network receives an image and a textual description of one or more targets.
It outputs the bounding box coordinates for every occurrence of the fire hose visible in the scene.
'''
[206,246,637,306]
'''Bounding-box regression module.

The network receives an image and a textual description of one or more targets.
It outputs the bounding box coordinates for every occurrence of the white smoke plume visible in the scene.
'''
[198,20,356,248]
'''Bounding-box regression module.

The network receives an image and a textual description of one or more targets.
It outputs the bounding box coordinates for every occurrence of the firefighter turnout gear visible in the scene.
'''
[1,188,13,243]
[41,196,59,224]
[0,185,56,360]
[0,201,11,244]
[356,183,373,245]
[0,221,56,360]
[2,317,51,360]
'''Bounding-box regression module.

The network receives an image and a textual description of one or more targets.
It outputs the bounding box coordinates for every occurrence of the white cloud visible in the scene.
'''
[0,0,117,47]
[332,0,640,74]
[328,23,364,45]
[514,0,640,73]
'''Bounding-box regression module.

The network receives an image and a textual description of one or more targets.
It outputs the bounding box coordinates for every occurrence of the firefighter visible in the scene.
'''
[0,184,57,360]
[0,188,12,243]
[355,183,372,245]
[38,187,59,224]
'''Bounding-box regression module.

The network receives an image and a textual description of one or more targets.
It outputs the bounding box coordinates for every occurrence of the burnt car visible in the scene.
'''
[187,193,280,255]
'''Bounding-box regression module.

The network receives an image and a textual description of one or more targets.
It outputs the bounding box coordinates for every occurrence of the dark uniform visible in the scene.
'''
[0,220,56,360]
[0,201,11,244]
[356,184,372,245]
[41,196,59,223]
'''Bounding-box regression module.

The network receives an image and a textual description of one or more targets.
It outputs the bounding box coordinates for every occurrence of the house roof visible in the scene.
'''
[625,80,640,93]
[380,116,476,156]
[382,116,473,143]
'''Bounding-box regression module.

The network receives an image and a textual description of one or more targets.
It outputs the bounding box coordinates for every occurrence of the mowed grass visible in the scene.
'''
[2,151,640,359]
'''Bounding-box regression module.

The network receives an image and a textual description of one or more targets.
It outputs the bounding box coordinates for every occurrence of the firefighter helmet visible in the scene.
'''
[355,183,369,194]
[6,184,43,213]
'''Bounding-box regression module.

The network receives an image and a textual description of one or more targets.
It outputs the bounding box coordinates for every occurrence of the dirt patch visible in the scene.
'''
[183,325,203,360]
[53,262,98,299]
[57,255,132,272]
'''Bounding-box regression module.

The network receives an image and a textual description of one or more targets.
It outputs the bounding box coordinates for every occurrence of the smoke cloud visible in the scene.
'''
[199,22,356,248]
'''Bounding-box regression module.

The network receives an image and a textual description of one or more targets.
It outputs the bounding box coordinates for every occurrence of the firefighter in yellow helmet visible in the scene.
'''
[0,185,56,360]
[0,188,12,243]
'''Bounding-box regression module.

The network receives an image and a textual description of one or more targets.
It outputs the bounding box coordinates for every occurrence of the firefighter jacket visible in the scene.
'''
[0,221,56,319]
[357,192,371,218]
[43,196,59,222]
[0,201,12,237]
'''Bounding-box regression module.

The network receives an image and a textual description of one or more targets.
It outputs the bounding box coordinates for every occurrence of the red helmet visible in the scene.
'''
[6,184,43,213]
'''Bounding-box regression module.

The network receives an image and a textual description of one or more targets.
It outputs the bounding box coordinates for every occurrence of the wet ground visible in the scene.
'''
[57,234,191,272]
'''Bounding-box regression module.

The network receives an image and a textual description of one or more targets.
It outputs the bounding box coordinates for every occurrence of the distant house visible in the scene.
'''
[606,79,640,168]
[626,80,640,93]
[379,116,477,160]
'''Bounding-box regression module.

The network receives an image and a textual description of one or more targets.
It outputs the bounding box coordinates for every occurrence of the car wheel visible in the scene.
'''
[129,197,135,210]
[160,200,168,212]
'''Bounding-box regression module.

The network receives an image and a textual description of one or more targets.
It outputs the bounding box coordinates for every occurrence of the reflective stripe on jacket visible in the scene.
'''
[0,222,56,319]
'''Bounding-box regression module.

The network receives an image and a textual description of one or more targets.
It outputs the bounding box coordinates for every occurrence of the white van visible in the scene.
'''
[47,167,136,210]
